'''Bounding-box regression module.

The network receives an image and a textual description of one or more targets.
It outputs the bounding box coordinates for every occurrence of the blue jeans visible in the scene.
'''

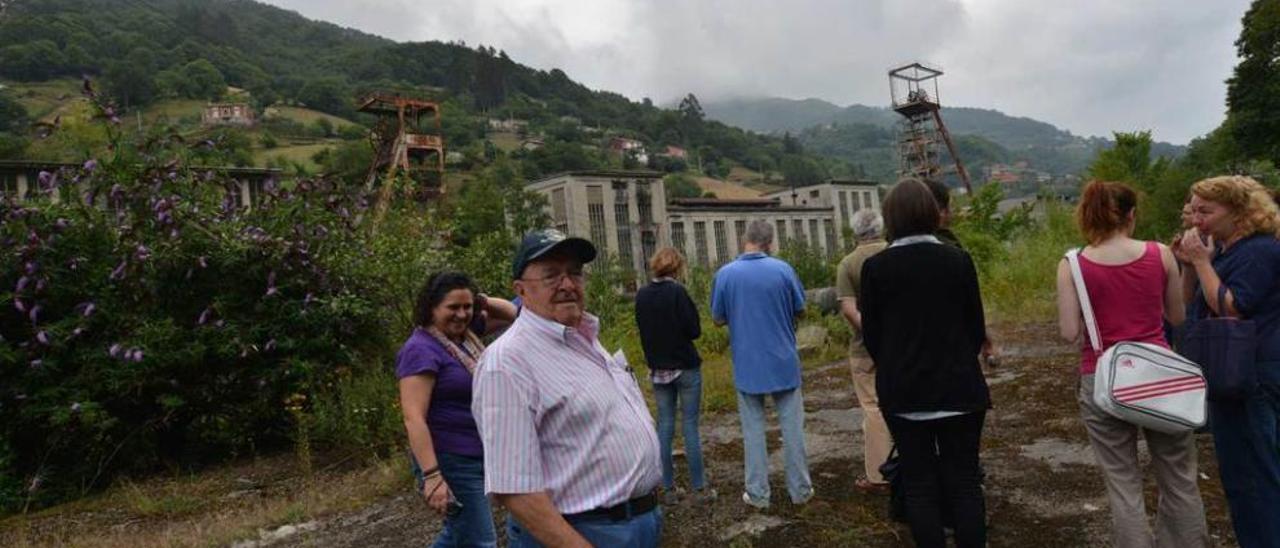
[507,508,663,547]
[654,369,707,490]
[411,452,497,548]
[1209,361,1280,548]
[737,387,812,504]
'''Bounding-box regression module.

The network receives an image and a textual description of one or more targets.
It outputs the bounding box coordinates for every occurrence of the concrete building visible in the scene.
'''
[0,160,279,209]
[526,171,882,278]
[528,170,668,277]
[763,179,882,236]
[665,198,835,268]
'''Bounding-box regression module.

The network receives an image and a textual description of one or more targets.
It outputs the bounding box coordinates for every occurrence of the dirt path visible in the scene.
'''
[261,322,1239,547]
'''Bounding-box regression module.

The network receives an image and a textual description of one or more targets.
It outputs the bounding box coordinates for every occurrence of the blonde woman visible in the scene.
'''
[1173,175,1280,546]
[634,247,712,503]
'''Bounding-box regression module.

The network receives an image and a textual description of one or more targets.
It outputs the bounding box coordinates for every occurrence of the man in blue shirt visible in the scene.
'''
[712,220,812,509]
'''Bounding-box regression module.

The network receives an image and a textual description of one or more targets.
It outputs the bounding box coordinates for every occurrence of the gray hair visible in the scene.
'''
[744,220,774,247]
[851,209,884,240]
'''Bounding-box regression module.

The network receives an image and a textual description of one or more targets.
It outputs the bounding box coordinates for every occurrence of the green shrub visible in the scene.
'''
[0,89,424,511]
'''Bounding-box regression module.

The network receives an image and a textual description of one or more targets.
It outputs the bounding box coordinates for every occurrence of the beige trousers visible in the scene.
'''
[850,355,891,483]
[1078,374,1208,548]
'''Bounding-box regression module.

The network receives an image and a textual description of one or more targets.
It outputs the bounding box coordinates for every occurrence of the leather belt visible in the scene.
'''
[564,491,659,522]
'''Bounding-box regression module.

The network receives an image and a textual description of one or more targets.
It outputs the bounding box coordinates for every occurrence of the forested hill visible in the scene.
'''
[0,0,856,185]
[702,96,1186,177]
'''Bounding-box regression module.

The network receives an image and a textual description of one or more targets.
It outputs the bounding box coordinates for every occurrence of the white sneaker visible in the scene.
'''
[742,491,769,509]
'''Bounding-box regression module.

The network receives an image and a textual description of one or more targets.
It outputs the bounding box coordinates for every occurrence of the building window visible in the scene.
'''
[776,219,787,243]
[0,172,18,199]
[809,219,820,249]
[587,185,608,251]
[713,220,728,266]
[613,181,634,272]
[852,191,862,212]
[671,221,687,255]
[824,219,837,257]
[551,187,568,233]
[838,191,850,228]
[809,189,821,198]
[864,190,875,210]
[693,221,709,266]
[636,181,653,225]
[641,230,657,272]
[793,219,804,246]
[734,220,747,250]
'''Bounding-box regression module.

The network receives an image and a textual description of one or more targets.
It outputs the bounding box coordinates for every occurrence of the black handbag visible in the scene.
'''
[1182,285,1258,401]
[878,446,906,523]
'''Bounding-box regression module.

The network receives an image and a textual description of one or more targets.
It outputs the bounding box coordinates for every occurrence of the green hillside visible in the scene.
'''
[702,96,1187,177]
[0,0,856,186]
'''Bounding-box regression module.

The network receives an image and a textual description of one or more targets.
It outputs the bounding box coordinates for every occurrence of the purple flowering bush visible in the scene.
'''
[0,84,400,511]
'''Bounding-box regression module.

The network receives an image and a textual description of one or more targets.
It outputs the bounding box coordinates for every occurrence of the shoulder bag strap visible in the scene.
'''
[1065,249,1103,352]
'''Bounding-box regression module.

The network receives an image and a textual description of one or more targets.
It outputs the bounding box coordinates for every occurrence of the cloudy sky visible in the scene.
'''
[261,0,1250,144]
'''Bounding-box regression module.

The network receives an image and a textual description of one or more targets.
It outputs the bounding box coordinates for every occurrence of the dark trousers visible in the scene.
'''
[1208,365,1280,548]
[886,412,987,548]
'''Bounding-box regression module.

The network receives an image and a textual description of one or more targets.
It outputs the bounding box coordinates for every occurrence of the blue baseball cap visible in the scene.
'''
[511,229,597,279]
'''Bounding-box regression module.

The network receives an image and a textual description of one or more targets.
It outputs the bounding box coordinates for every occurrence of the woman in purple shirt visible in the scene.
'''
[397,271,514,548]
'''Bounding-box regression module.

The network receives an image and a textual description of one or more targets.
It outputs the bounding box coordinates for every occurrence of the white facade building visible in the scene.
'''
[527,171,883,278]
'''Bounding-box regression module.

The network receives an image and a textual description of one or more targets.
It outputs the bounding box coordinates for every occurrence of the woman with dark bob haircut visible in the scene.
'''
[858,178,991,548]
[397,271,516,547]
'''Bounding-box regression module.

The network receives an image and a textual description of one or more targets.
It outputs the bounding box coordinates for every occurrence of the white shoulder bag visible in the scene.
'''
[1065,249,1206,434]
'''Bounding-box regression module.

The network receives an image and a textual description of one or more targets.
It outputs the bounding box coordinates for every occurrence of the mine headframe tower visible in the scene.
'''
[358,93,446,210]
[888,62,972,194]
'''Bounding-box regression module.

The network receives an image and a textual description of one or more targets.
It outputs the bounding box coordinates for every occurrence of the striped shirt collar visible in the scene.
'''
[519,306,600,345]
[890,234,942,248]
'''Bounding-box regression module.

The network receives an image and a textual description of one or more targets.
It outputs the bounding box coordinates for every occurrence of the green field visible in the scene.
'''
[265,105,356,128]
[2,78,83,121]
[142,99,206,124]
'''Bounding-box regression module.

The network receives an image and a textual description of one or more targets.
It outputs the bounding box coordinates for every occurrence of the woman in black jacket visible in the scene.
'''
[634,247,713,503]
[859,178,990,548]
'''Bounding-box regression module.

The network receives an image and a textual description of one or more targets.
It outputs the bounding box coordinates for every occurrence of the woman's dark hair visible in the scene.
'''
[882,178,941,241]
[413,271,478,327]
[924,178,951,212]
[1076,180,1138,244]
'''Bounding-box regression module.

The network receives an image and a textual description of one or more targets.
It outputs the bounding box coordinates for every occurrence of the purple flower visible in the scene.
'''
[214,320,225,328]
[24,261,38,275]
[134,245,151,261]
[129,349,143,362]
[70,402,82,413]
[197,308,212,326]
[36,331,49,345]
[303,293,315,305]
[264,339,277,352]
[54,218,69,230]
[69,327,85,339]
[109,260,127,281]
[34,279,45,293]
[15,276,29,292]
[29,359,42,369]
[109,343,122,358]
[13,298,25,313]
[83,159,98,171]
[28,305,41,324]
[197,256,208,269]
[37,171,53,186]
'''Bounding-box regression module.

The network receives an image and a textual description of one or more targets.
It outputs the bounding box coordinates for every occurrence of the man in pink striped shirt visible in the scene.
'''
[473,229,663,548]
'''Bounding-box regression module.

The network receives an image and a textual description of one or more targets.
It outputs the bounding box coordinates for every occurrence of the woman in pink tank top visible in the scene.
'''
[1055,181,1208,548]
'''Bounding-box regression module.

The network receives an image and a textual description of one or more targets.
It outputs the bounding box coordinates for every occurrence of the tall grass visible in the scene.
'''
[968,201,1080,323]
